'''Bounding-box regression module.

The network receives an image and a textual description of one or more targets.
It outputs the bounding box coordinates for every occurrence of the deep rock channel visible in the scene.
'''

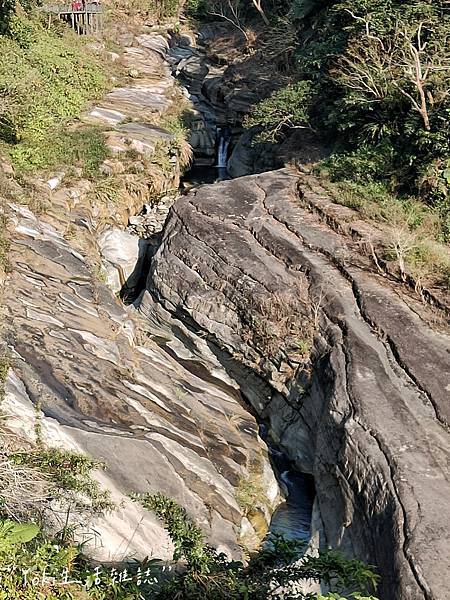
[2,22,449,600]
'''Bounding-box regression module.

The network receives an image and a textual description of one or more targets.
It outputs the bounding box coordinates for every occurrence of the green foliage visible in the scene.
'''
[0,0,15,35]
[115,0,184,19]
[10,126,110,175]
[132,492,210,572]
[0,520,39,545]
[11,447,114,513]
[245,81,314,142]
[0,234,10,274]
[0,516,158,599]
[0,11,109,172]
[0,351,10,403]
[134,492,380,600]
[236,472,266,516]
[246,0,450,212]
[235,459,270,519]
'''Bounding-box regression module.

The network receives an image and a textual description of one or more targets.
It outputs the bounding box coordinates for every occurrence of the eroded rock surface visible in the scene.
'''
[3,188,280,561]
[1,29,280,563]
[146,168,450,600]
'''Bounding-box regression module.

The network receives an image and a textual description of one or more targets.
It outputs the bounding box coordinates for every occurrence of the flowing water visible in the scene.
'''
[216,134,230,168]
[182,131,231,186]
[125,38,316,547]
[260,426,315,542]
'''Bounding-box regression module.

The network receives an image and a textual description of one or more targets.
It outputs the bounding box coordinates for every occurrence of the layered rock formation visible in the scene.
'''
[1,28,279,562]
[145,167,450,600]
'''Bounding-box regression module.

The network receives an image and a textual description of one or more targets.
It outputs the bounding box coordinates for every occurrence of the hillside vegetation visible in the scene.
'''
[0,5,109,172]
[194,0,449,289]
[244,0,450,227]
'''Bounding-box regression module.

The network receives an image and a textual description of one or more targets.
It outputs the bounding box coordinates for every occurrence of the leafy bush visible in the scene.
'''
[245,81,314,142]
[113,0,185,20]
[0,516,159,599]
[9,126,110,174]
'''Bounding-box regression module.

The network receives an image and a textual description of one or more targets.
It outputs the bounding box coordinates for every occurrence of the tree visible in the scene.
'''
[207,0,270,40]
[251,0,269,25]
[333,11,450,132]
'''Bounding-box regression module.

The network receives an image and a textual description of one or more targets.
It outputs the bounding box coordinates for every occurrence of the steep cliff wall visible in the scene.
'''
[145,167,450,600]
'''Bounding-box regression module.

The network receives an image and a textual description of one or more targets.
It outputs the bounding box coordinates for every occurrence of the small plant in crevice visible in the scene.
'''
[236,458,267,518]
[0,351,10,405]
[132,492,381,600]
[240,276,319,365]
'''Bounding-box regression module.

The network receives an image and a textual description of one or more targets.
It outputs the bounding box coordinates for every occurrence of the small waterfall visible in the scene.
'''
[216,129,230,168]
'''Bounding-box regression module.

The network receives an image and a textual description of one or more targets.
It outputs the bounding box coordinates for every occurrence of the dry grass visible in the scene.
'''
[241,276,319,362]
[0,425,50,521]
[316,177,450,291]
[88,175,121,206]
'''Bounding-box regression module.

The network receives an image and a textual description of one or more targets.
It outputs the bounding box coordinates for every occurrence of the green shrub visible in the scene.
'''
[114,0,183,19]
[8,126,110,175]
[0,517,158,599]
[11,447,114,513]
[0,11,109,172]
[245,81,314,142]
[132,492,210,572]
[245,0,450,205]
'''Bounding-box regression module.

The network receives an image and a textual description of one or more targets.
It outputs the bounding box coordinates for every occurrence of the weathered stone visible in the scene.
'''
[4,191,278,562]
[1,28,280,566]
[146,168,450,600]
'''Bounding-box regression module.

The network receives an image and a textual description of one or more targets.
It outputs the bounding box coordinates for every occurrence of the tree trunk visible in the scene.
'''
[252,0,270,25]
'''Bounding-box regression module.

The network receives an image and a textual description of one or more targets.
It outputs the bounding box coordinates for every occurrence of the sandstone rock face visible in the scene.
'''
[146,168,450,600]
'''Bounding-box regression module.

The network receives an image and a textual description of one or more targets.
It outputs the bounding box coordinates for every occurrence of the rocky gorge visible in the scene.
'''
[1,17,449,600]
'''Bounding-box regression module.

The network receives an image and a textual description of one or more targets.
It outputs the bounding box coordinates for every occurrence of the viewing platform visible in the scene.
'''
[43,3,104,35]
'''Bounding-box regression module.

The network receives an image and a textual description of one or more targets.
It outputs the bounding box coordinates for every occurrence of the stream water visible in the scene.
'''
[264,435,315,542]
[216,131,230,168]
[182,132,231,186]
